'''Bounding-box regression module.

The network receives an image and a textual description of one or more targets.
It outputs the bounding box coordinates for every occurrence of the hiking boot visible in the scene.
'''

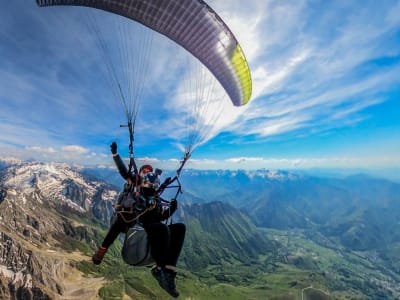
[151,267,179,298]
[164,269,179,298]
[151,267,166,288]
[92,246,107,265]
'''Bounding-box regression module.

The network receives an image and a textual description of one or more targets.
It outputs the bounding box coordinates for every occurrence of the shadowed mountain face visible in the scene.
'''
[177,201,276,271]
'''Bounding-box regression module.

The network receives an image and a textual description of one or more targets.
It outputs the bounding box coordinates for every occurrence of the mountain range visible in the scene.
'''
[165,168,400,250]
[1,158,399,299]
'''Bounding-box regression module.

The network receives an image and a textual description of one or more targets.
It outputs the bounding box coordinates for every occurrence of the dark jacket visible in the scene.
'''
[138,196,177,224]
[113,154,137,183]
[112,154,176,224]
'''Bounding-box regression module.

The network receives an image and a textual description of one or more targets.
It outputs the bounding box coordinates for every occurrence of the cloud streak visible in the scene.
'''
[218,0,400,142]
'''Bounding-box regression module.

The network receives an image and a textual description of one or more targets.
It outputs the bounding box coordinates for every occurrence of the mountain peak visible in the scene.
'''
[1,160,117,223]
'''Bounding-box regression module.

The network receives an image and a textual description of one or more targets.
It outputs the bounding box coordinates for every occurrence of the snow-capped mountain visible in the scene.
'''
[1,159,117,224]
[0,159,118,299]
[164,168,304,207]
[179,168,302,180]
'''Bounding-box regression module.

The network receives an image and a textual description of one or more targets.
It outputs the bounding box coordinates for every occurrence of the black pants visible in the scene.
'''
[101,214,131,248]
[144,222,186,268]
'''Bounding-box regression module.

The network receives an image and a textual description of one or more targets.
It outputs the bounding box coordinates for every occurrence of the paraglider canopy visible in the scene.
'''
[36,0,252,107]
[36,0,253,177]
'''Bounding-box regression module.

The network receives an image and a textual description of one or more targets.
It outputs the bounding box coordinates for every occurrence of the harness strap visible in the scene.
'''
[115,201,157,224]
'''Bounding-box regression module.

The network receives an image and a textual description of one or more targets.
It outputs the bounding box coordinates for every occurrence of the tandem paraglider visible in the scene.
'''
[36,0,252,297]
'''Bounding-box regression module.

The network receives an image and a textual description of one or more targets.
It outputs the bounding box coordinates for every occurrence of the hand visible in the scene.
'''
[110,142,117,154]
[170,199,178,211]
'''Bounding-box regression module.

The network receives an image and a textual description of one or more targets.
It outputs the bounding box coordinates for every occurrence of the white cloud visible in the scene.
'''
[252,48,312,98]
[26,146,56,154]
[61,145,89,154]
[0,144,92,165]
[208,156,400,170]
[136,157,161,166]
[225,157,264,163]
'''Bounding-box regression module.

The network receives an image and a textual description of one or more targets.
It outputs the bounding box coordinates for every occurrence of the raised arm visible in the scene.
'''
[110,142,134,181]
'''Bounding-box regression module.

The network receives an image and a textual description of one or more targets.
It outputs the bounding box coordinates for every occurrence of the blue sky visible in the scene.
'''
[1,0,400,178]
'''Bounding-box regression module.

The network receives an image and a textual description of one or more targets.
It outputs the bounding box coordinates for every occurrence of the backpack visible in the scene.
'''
[121,224,155,267]
[112,185,139,224]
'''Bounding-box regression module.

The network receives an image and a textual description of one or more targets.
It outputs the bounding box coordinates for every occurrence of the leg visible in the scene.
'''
[144,222,170,268]
[146,222,180,298]
[161,223,186,298]
[165,223,186,269]
[101,215,126,248]
[92,216,126,265]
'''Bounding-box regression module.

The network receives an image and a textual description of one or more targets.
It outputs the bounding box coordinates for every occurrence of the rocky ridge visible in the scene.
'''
[0,160,117,299]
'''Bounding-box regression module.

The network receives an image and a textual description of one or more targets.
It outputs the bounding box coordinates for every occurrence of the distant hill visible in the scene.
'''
[178,201,276,271]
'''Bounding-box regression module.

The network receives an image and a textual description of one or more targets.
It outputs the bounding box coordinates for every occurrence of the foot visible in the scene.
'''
[92,246,107,265]
[164,269,179,298]
[151,267,179,298]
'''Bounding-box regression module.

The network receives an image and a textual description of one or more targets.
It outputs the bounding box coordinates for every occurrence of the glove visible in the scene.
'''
[170,199,178,211]
[110,142,117,154]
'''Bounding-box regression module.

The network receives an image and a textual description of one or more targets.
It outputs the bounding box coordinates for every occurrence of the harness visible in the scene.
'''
[113,183,158,224]
[113,129,191,225]
[115,203,156,224]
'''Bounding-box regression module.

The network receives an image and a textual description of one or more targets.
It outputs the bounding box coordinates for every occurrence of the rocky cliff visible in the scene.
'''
[0,159,117,299]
